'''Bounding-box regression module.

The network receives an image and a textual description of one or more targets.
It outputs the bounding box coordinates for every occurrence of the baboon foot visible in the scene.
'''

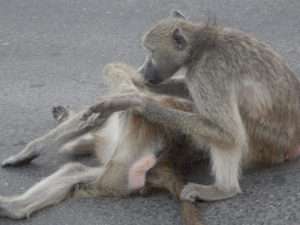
[0,198,26,220]
[52,105,69,124]
[2,153,39,167]
[180,183,240,202]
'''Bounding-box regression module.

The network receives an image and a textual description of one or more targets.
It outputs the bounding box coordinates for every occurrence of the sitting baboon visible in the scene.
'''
[82,11,300,202]
[1,63,204,225]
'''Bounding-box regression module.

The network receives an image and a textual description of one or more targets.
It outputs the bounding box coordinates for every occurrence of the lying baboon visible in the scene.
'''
[1,63,204,225]
[82,11,300,202]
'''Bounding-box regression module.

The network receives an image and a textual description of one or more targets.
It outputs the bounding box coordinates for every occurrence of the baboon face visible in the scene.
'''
[139,11,190,85]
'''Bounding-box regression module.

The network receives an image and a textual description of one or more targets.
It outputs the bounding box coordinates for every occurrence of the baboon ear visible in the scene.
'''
[172,28,187,50]
[170,10,186,19]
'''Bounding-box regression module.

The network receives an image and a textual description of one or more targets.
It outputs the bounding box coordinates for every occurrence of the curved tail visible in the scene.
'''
[144,160,205,225]
[180,200,204,225]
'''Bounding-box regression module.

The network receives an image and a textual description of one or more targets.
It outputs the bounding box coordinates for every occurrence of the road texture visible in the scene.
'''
[0,0,299,224]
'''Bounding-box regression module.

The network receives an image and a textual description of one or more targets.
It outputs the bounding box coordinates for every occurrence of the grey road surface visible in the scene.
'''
[0,0,300,225]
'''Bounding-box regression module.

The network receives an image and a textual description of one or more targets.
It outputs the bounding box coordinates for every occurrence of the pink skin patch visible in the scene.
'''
[128,155,157,190]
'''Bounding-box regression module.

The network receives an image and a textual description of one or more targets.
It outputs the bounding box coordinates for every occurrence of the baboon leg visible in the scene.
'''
[2,109,108,167]
[181,145,242,201]
[0,163,104,219]
[60,133,95,156]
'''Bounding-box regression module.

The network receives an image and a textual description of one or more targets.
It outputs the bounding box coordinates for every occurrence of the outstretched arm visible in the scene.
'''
[82,94,236,149]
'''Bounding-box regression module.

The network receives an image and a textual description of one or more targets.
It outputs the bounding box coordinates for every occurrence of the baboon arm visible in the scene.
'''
[137,99,237,149]
[81,93,143,121]
[147,77,190,99]
[82,94,237,149]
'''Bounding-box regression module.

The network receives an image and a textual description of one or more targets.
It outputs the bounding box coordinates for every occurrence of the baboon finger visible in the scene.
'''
[80,102,109,121]
[81,94,142,121]
[81,108,95,121]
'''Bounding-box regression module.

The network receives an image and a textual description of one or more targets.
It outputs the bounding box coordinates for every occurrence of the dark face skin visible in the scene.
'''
[140,26,191,86]
[138,37,188,86]
[138,45,185,86]
[139,11,189,86]
[138,55,164,85]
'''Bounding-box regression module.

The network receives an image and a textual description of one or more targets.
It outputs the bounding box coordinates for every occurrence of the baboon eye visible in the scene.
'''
[172,28,187,50]
[174,36,181,45]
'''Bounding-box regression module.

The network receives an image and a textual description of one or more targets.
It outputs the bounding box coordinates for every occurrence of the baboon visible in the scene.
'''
[82,11,300,202]
[0,63,204,225]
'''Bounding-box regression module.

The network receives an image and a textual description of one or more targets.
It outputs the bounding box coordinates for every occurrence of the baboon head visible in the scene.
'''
[139,10,196,85]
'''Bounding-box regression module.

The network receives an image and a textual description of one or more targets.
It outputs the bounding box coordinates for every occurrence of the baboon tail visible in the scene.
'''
[143,158,204,225]
[180,201,204,225]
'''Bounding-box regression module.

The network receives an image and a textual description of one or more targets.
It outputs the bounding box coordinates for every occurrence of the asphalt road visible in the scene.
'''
[0,0,299,225]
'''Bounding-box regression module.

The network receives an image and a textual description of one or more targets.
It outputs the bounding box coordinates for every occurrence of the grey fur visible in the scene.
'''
[139,13,300,201]
[85,12,300,202]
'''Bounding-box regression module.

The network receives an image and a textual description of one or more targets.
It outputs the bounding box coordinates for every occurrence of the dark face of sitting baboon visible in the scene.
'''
[139,11,194,85]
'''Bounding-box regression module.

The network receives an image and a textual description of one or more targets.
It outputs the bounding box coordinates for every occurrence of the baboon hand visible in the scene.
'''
[180,183,240,202]
[77,112,110,131]
[81,93,144,121]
